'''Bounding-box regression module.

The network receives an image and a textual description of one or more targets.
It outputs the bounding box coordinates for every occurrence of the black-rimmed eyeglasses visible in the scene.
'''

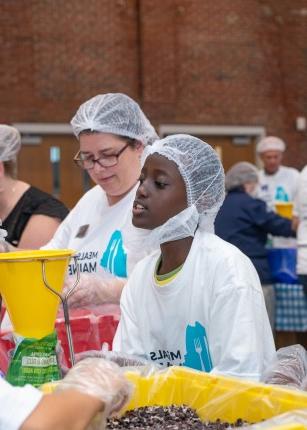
[73,142,130,170]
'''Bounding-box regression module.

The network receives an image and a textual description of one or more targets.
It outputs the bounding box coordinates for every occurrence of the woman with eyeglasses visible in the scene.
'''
[0,94,157,328]
[40,93,158,308]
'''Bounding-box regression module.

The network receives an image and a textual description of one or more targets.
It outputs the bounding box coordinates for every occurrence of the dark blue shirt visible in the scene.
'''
[215,187,295,284]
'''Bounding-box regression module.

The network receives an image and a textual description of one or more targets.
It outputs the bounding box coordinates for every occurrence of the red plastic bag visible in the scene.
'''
[1,305,121,371]
[55,304,120,367]
[0,331,14,374]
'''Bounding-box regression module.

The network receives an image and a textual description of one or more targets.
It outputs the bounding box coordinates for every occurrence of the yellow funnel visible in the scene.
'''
[0,249,74,339]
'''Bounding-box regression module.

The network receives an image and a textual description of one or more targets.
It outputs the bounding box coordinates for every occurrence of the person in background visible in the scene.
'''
[0,357,131,430]
[256,136,299,249]
[113,135,275,381]
[215,162,297,328]
[0,125,68,249]
[256,136,300,210]
[0,94,157,332]
[43,93,158,307]
[295,165,307,294]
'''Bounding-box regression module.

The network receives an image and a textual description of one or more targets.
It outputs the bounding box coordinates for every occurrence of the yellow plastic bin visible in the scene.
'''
[42,367,307,429]
[123,368,307,423]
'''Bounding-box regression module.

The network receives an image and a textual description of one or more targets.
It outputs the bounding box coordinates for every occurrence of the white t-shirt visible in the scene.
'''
[2,184,149,331]
[258,166,299,248]
[0,378,42,430]
[113,231,276,381]
[296,166,307,274]
[44,184,139,279]
[258,165,300,209]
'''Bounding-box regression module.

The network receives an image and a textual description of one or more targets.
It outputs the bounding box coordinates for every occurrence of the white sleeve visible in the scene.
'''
[292,168,302,216]
[42,188,100,250]
[41,209,75,250]
[112,276,145,357]
[0,378,43,430]
[296,167,307,219]
[296,167,307,273]
[209,264,276,381]
[292,169,301,197]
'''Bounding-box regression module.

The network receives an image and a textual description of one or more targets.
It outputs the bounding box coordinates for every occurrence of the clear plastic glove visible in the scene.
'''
[263,344,307,389]
[56,357,133,416]
[64,273,126,308]
[76,349,150,367]
[75,350,158,377]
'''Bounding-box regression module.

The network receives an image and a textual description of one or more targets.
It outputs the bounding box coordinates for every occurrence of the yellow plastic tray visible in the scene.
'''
[123,367,307,428]
[42,366,307,429]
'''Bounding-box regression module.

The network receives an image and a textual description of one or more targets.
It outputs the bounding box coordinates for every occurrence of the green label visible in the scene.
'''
[6,331,61,387]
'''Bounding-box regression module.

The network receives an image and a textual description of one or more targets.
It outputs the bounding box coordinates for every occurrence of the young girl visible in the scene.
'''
[113,134,276,381]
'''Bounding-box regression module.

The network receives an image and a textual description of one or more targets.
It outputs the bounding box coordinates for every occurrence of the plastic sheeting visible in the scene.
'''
[122,367,307,427]
[263,345,307,390]
[55,305,120,366]
[41,365,307,429]
[0,305,120,373]
[242,409,307,429]
[75,350,158,377]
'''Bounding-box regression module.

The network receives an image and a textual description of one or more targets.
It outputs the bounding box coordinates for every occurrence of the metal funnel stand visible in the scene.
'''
[41,256,80,366]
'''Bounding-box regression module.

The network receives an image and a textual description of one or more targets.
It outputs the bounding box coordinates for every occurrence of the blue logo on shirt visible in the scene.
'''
[183,321,212,372]
[275,186,289,202]
[100,230,127,278]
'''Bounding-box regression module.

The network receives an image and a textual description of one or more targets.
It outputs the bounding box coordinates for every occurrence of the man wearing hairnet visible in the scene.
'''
[257,136,300,210]
[114,135,275,381]
[215,162,296,328]
[256,136,299,248]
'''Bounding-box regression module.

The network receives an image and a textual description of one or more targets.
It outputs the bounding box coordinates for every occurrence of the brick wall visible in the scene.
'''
[140,0,307,168]
[1,0,306,167]
[0,0,140,122]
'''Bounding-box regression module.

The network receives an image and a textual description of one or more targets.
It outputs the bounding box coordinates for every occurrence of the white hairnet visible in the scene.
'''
[71,93,158,145]
[256,136,286,153]
[140,134,225,247]
[0,125,21,162]
[225,162,259,191]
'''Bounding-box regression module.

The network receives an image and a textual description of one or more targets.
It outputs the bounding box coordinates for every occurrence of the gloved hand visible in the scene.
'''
[263,344,307,389]
[75,350,158,378]
[56,357,133,416]
[64,273,126,308]
[76,350,151,368]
